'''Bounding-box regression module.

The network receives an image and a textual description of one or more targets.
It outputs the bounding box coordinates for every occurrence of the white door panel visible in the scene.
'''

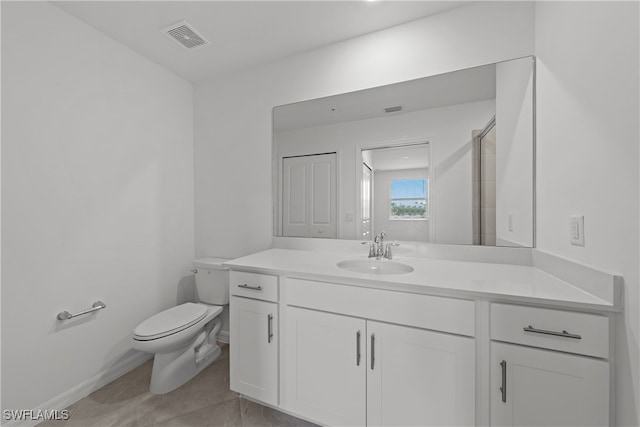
[284,307,366,426]
[367,321,475,426]
[230,297,278,406]
[282,153,336,238]
[491,342,609,426]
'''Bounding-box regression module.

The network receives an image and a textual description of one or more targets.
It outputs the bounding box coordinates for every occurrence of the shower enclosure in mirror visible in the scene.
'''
[273,56,534,247]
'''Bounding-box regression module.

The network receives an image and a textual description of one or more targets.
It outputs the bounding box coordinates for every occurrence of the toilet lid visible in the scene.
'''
[133,303,208,340]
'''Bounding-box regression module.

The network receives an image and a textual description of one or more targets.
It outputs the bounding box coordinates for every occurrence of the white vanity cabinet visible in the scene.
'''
[226,250,618,427]
[282,278,476,427]
[490,303,610,426]
[229,271,279,406]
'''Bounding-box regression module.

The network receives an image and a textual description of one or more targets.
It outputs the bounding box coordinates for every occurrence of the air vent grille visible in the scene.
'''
[163,21,209,50]
[384,106,403,113]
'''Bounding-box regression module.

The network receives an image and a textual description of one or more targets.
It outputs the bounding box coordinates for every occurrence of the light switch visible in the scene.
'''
[508,213,514,232]
[570,215,585,246]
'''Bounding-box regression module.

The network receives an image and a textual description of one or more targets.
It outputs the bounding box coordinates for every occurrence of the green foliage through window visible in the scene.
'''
[390,179,428,220]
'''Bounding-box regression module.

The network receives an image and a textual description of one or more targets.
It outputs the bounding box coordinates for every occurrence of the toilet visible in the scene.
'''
[132,257,229,394]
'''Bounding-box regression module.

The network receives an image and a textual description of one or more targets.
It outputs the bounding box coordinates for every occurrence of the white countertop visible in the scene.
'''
[225,248,620,312]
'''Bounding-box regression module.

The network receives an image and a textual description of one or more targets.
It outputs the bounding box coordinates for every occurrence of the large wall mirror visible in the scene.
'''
[273,56,535,247]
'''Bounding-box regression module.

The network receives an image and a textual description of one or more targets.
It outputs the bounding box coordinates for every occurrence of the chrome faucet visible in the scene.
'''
[362,231,399,260]
[384,241,400,260]
[361,240,376,258]
[374,231,386,259]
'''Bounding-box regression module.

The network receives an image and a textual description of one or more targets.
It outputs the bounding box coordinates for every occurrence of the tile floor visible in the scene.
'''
[38,344,317,427]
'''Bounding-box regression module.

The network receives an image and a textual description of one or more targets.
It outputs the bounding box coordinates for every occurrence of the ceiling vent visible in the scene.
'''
[384,106,403,113]
[163,21,210,50]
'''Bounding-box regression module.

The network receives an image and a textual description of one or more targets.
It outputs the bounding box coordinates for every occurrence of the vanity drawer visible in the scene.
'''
[286,278,475,337]
[230,271,278,302]
[490,303,609,358]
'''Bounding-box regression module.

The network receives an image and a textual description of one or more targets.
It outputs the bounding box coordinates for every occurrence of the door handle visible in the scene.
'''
[356,330,361,366]
[267,314,273,343]
[523,325,582,340]
[500,360,507,403]
[238,284,262,291]
[370,334,375,370]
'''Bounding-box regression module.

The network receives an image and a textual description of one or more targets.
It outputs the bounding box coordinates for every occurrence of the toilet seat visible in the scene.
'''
[133,303,208,341]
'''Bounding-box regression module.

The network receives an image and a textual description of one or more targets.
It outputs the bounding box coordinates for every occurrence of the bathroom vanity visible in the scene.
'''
[226,248,620,426]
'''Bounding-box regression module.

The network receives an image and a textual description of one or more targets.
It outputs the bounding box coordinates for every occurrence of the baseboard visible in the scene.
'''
[2,352,152,427]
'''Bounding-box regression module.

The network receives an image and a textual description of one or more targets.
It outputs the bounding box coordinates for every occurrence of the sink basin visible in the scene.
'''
[336,259,414,275]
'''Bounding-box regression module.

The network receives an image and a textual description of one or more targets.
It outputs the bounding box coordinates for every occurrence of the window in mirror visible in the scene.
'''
[390,179,428,220]
[363,142,431,242]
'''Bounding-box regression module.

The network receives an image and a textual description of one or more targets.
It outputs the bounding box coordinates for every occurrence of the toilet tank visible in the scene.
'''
[193,257,230,305]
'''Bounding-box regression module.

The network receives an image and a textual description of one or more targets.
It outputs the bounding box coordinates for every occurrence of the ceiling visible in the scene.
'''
[53,1,471,83]
[368,144,430,170]
[273,62,496,131]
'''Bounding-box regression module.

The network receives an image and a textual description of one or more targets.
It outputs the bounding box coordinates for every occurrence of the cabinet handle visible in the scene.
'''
[238,284,262,291]
[499,360,507,403]
[370,334,375,370]
[523,325,582,340]
[267,314,273,343]
[356,331,361,366]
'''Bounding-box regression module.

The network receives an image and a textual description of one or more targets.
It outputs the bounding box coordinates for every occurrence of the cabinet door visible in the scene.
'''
[491,342,609,426]
[230,296,278,406]
[284,306,366,426]
[367,321,475,426]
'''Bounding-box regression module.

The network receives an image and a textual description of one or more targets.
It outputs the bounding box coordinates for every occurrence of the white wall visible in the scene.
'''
[1,1,195,413]
[274,101,495,244]
[535,2,639,425]
[194,1,535,258]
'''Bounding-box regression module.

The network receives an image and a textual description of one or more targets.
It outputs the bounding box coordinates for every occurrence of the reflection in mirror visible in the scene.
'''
[361,143,431,242]
[473,116,497,245]
[273,56,534,247]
